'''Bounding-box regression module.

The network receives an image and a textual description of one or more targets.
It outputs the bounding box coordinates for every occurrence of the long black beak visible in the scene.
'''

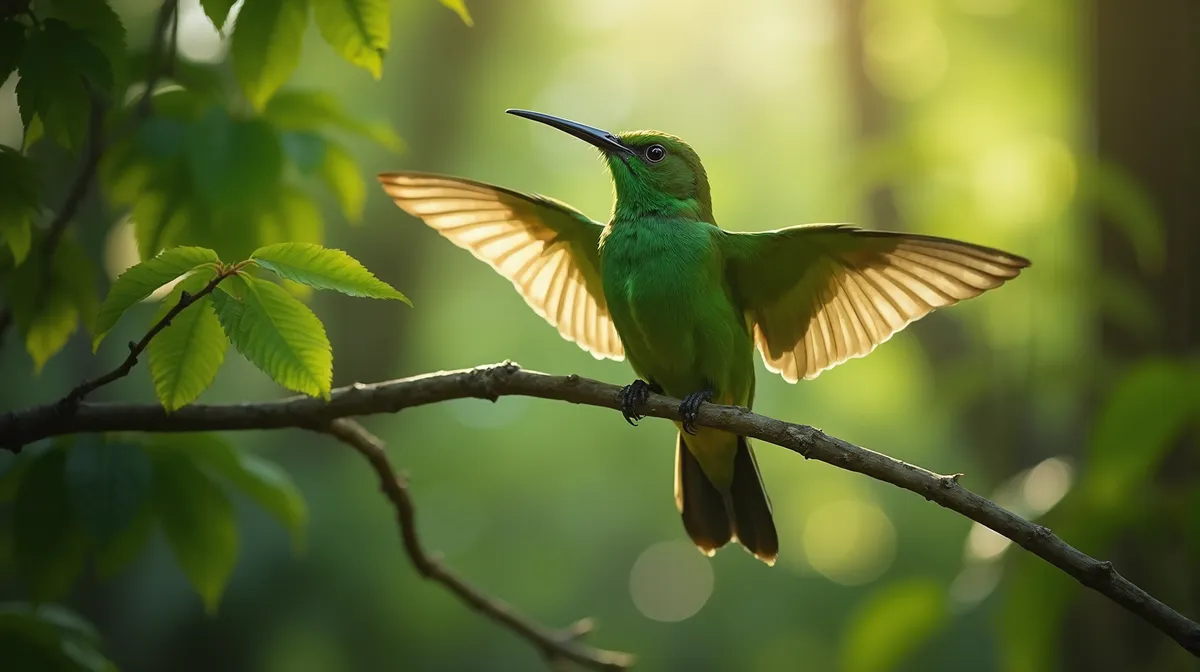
[506,109,634,156]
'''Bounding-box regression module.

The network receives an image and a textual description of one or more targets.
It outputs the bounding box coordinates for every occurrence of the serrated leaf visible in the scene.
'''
[251,242,406,301]
[0,22,25,85]
[48,0,127,78]
[212,274,332,398]
[147,270,228,410]
[188,106,284,211]
[231,0,310,110]
[313,0,389,79]
[265,89,404,151]
[439,0,472,26]
[153,453,238,613]
[319,140,364,221]
[201,0,238,31]
[15,20,112,150]
[64,439,154,544]
[14,448,89,601]
[841,579,948,672]
[93,246,220,349]
[162,434,307,552]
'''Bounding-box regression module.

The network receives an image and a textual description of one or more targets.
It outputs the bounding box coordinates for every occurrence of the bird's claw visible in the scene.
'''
[619,380,655,426]
[679,389,713,435]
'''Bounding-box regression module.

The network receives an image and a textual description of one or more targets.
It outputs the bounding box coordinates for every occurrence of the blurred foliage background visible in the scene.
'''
[1,0,1198,670]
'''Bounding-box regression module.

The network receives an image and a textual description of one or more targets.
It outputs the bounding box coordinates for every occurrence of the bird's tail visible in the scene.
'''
[675,433,778,565]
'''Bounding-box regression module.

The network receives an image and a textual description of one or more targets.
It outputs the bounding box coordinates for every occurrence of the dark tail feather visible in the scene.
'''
[729,437,778,565]
[675,433,732,555]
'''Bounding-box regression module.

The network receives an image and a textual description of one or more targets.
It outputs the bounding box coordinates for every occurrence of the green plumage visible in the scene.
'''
[378,110,1031,566]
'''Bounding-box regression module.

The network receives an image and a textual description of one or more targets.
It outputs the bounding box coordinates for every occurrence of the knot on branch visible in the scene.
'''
[472,360,520,401]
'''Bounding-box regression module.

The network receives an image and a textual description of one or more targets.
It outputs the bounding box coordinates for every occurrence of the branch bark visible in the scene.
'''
[3,362,1198,656]
[322,418,634,670]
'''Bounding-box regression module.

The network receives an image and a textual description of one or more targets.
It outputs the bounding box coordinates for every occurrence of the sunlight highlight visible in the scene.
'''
[629,540,715,622]
[1022,457,1073,516]
[803,499,896,586]
[965,522,1011,561]
[863,3,948,101]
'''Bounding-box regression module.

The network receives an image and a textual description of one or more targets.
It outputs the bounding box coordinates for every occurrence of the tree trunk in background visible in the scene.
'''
[1085,2,1200,670]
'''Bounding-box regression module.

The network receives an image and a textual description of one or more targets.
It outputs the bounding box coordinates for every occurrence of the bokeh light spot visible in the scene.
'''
[973,136,1077,226]
[1022,457,1073,515]
[949,563,1002,611]
[864,8,948,101]
[176,0,238,63]
[803,499,896,586]
[629,540,714,622]
[965,522,1011,561]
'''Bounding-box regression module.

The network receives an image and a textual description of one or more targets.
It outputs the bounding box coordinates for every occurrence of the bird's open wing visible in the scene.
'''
[722,225,1029,382]
[378,172,623,360]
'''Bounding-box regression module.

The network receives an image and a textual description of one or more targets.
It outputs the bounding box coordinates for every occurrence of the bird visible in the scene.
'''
[377,109,1030,566]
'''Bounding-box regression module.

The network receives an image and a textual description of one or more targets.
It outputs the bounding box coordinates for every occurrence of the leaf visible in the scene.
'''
[55,237,99,336]
[439,0,473,26]
[841,578,948,672]
[14,448,89,601]
[231,0,310,110]
[23,115,45,152]
[187,106,284,211]
[0,604,116,672]
[319,140,365,221]
[257,185,324,246]
[212,273,333,397]
[251,242,406,300]
[313,0,389,79]
[24,294,78,373]
[0,148,40,266]
[93,246,220,349]
[201,0,239,31]
[0,21,25,85]
[161,434,307,552]
[48,0,127,78]
[15,20,112,150]
[64,438,154,544]
[265,89,403,151]
[4,237,96,371]
[147,269,229,410]
[153,453,239,613]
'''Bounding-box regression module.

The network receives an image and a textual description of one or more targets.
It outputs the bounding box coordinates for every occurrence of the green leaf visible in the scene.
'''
[163,434,308,552]
[439,0,473,26]
[4,237,96,371]
[841,578,948,672]
[23,115,45,152]
[48,0,127,78]
[93,246,220,349]
[0,21,25,85]
[265,89,404,151]
[319,140,365,222]
[94,502,158,577]
[147,269,229,410]
[313,0,389,79]
[0,148,40,266]
[154,453,238,613]
[25,294,78,373]
[0,604,116,672]
[14,448,89,601]
[55,237,99,336]
[187,106,284,211]
[231,0,310,110]
[201,0,239,31]
[64,439,154,544]
[212,273,333,398]
[15,20,112,150]
[251,242,406,300]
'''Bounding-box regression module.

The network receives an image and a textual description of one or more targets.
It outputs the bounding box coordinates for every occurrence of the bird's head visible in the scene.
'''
[507,109,714,223]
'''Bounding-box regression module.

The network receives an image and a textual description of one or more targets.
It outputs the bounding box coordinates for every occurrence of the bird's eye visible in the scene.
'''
[645,144,666,163]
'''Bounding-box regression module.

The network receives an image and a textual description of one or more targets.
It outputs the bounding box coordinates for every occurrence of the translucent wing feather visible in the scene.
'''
[724,225,1029,382]
[378,172,623,360]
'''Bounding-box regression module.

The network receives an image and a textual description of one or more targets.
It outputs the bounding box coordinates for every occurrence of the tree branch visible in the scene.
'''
[3,362,1198,657]
[322,418,634,670]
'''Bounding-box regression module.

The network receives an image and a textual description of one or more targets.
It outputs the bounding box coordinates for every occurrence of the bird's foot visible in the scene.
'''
[619,379,660,426]
[679,389,714,435]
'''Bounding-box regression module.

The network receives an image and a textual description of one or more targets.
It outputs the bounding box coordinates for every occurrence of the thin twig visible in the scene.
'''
[322,418,634,670]
[4,362,1198,656]
[58,269,232,409]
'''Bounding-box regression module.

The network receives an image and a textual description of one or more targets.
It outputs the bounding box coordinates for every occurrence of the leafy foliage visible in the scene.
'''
[13,445,89,601]
[440,0,473,26]
[0,603,117,672]
[146,270,229,411]
[92,246,219,349]
[16,19,112,150]
[213,272,334,398]
[0,148,39,265]
[313,0,390,79]
[230,0,310,111]
[251,242,408,301]
[4,237,99,371]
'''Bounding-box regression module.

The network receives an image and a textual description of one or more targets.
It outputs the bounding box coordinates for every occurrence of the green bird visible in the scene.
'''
[378,110,1030,565]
